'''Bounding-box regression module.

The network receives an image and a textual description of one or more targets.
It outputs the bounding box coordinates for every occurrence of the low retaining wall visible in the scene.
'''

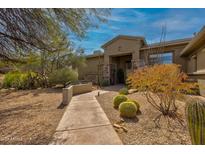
[62,82,92,105]
[73,82,92,95]
[62,86,73,105]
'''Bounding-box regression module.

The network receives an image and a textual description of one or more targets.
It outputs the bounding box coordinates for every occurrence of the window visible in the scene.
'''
[149,52,173,65]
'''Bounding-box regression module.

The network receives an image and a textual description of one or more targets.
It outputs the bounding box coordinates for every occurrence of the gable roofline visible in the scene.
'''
[85,53,104,59]
[101,35,147,49]
[180,26,205,56]
[140,37,192,50]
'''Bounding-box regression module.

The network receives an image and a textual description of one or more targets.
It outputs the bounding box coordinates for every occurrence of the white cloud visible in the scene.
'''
[152,15,202,32]
[105,9,147,24]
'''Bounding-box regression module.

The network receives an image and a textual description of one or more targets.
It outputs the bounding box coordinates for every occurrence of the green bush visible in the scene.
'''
[48,68,78,87]
[3,71,37,89]
[119,101,137,118]
[113,95,128,109]
[119,87,128,95]
[128,99,140,110]
[100,79,109,87]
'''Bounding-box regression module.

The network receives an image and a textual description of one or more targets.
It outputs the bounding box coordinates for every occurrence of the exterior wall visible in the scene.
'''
[78,56,104,83]
[187,56,196,74]
[172,46,188,72]
[186,45,205,74]
[112,55,132,70]
[185,45,205,96]
[104,38,142,56]
[81,43,189,84]
[196,47,205,73]
[103,38,143,83]
[103,55,110,81]
[103,38,143,66]
[80,34,205,90]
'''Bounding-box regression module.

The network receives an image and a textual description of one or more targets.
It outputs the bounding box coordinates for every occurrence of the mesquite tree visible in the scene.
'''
[128,64,196,127]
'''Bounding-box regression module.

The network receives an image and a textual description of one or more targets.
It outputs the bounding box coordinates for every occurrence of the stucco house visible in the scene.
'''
[78,26,205,95]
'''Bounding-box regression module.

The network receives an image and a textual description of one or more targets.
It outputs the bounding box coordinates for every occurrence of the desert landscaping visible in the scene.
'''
[0,8,205,145]
[96,89,191,144]
[0,88,65,144]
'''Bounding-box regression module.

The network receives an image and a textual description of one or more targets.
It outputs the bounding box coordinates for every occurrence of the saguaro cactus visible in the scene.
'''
[186,99,205,145]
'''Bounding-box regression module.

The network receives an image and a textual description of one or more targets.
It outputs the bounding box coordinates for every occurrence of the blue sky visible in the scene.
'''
[72,8,205,55]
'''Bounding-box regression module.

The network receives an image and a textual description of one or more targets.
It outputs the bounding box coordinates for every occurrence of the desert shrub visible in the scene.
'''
[128,64,196,126]
[119,101,137,118]
[185,83,200,95]
[3,71,38,89]
[128,99,140,110]
[117,68,124,83]
[119,87,128,95]
[48,68,78,87]
[113,95,128,109]
[100,79,109,87]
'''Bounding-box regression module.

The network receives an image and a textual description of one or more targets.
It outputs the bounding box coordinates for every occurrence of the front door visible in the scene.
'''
[110,64,117,85]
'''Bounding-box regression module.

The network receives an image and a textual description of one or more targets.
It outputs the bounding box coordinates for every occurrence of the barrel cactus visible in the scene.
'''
[113,95,128,109]
[119,101,137,118]
[119,87,128,95]
[186,99,205,145]
[128,99,140,111]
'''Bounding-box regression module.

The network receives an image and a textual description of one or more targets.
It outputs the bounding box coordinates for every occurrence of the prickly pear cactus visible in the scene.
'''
[186,99,205,145]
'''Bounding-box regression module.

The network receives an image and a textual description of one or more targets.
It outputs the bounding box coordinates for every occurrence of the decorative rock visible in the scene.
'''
[113,123,122,129]
[52,84,64,88]
[120,118,125,123]
[121,126,128,132]
[9,88,16,91]
[128,89,138,94]
[113,123,128,133]
[0,88,9,93]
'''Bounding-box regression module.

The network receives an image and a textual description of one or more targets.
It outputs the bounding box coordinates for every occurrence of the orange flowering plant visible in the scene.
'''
[127,64,196,126]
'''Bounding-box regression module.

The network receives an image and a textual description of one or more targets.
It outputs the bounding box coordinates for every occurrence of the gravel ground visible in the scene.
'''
[96,91,192,145]
[0,88,65,144]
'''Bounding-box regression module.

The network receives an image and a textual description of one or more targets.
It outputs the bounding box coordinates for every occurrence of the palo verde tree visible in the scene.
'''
[0,9,110,88]
[0,9,110,61]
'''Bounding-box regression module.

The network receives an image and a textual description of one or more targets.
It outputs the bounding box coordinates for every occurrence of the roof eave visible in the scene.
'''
[180,26,205,57]
[86,53,104,59]
[101,35,146,49]
[140,41,190,51]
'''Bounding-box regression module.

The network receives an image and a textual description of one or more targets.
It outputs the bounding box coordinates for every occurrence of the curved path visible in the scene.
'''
[50,90,122,145]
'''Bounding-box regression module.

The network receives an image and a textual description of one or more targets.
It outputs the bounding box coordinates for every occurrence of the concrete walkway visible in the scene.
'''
[50,90,122,145]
